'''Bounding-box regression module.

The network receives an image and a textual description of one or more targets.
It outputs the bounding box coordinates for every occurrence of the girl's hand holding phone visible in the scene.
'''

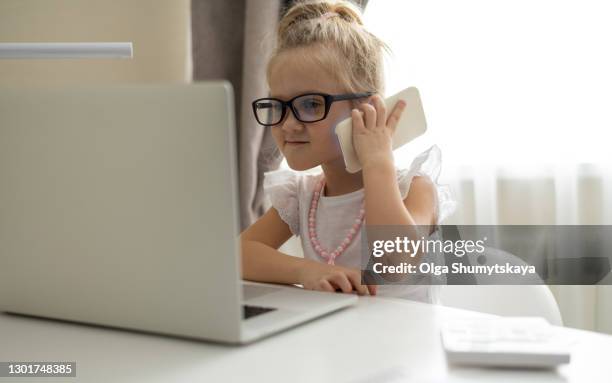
[297,261,377,296]
[351,95,407,171]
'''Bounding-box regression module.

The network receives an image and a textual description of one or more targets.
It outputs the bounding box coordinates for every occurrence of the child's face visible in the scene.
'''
[268,48,353,171]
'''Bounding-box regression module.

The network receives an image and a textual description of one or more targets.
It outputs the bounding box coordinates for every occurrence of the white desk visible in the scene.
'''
[1,296,611,382]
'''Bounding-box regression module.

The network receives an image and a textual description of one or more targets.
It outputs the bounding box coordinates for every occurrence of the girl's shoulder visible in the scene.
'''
[396,144,457,223]
[396,144,442,199]
[263,143,445,200]
[262,169,323,235]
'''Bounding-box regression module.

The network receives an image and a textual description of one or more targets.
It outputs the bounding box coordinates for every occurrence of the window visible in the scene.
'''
[365,0,611,167]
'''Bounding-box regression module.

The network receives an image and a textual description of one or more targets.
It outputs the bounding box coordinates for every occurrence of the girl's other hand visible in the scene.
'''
[297,261,377,296]
[351,95,407,171]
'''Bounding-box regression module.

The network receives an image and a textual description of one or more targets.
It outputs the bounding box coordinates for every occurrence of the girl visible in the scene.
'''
[240,0,454,303]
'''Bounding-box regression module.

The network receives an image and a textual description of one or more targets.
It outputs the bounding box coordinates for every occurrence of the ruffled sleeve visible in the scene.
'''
[396,145,457,225]
[263,169,300,235]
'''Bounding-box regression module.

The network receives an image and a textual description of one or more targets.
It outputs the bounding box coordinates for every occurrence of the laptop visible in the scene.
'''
[0,82,357,344]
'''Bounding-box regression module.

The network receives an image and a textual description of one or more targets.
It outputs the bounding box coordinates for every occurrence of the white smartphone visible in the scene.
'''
[334,87,427,173]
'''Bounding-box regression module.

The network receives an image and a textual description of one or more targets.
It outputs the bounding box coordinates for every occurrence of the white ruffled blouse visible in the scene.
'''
[262,145,456,303]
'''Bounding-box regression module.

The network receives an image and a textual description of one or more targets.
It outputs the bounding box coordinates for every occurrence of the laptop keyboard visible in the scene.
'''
[242,284,282,300]
[242,304,277,320]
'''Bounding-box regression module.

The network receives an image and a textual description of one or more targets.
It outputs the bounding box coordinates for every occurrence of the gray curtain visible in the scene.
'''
[191,0,281,230]
[191,1,246,112]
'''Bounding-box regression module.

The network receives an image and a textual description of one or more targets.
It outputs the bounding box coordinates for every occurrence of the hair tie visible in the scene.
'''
[320,11,339,20]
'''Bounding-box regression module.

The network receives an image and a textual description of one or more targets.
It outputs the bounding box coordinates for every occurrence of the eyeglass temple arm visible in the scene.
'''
[331,92,375,102]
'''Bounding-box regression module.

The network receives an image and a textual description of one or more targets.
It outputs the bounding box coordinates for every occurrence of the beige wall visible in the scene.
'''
[0,0,192,85]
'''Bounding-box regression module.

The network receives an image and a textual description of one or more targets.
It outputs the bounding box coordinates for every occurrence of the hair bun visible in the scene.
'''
[280,0,364,34]
[328,1,364,25]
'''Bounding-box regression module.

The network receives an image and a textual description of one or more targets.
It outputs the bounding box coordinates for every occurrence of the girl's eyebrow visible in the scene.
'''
[269,90,321,99]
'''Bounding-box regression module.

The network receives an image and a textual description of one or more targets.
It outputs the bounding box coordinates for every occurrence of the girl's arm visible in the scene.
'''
[353,95,437,230]
[352,96,437,282]
[240,207,375,295]
[362,163,437,230]
[240,207,303,284]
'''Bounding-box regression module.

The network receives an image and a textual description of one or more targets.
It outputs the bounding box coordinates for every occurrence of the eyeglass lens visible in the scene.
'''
[254,94,327,125]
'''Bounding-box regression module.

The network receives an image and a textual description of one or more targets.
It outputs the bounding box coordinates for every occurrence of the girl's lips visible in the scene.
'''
[285,141,309,144]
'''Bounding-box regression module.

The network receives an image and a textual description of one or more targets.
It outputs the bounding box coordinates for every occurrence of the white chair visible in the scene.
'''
[439,246,563,326]
[439,285,563,326]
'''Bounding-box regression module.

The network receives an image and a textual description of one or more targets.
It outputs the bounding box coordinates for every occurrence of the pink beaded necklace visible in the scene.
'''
[308,176,365,265]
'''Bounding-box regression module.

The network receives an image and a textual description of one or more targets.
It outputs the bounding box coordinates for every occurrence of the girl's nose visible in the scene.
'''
[280,111,305,133]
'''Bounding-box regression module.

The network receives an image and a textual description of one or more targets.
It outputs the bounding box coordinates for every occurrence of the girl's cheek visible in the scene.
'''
[307,125,338,151]
[271,126,284,145]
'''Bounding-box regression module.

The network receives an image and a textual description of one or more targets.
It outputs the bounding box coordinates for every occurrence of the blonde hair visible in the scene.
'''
[267,0,390,95]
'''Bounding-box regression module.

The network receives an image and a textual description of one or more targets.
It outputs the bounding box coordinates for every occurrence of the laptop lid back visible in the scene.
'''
[0,82,243,342]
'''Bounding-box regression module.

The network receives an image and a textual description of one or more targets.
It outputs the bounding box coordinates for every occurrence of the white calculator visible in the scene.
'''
[441,317,571,368]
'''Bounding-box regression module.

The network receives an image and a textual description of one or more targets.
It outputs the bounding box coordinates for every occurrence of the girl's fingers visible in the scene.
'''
[372,95,386,128]
[386,100,407,133]
[351,108,366,133]
[366,284,378,296]
[328,273,353,293]
[360,103,377,130]
[346,272,368,296]
[318,279,335,293]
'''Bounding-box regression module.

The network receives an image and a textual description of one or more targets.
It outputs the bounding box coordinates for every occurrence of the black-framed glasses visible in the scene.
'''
[252,92,374,126]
